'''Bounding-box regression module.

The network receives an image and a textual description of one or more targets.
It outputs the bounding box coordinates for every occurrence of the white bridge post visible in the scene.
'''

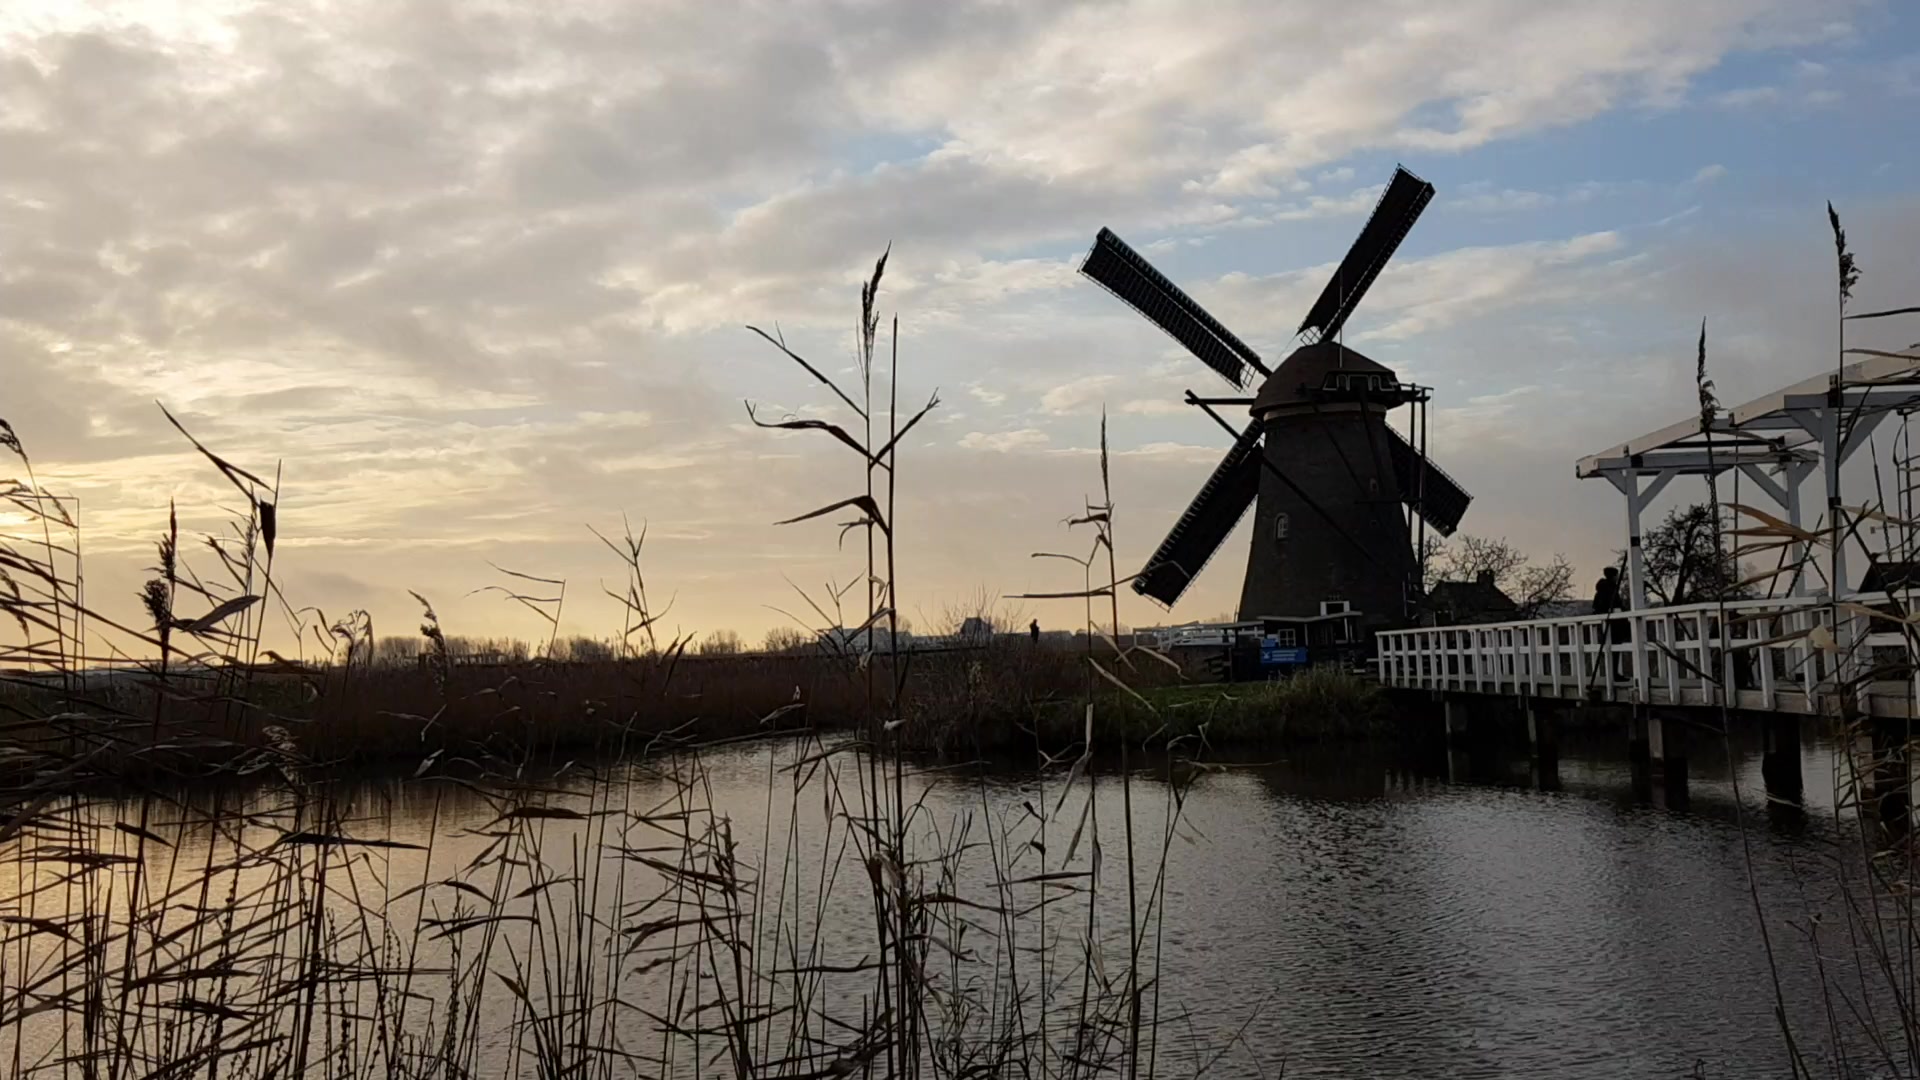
[1609,468,1675,704]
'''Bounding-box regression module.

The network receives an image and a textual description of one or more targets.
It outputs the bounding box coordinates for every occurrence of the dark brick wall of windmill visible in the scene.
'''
[1238,408,1417,630]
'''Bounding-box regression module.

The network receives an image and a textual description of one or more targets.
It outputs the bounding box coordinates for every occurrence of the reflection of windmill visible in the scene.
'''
[1080,165,1471,631]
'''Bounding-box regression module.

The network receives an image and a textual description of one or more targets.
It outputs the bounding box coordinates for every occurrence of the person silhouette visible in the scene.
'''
[1592,566,1621,616]
[1592,566,1631,681]
[1029,619,1040,645]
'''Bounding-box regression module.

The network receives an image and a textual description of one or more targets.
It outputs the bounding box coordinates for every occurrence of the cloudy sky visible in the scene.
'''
[3,0,1919,653]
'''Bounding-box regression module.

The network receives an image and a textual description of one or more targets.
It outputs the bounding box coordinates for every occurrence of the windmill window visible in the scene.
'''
[1274,513,1290,542]
[1329,373,1388,393]
[1320,600,1350,616]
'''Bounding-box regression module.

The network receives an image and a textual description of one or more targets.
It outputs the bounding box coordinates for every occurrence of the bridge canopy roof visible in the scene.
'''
[1575,351,1920,479]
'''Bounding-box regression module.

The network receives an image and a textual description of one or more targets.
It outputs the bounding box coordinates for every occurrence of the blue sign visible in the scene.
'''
[1260,645,1309,667]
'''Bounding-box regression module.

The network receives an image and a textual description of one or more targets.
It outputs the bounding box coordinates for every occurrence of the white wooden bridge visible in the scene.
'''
[1376,591,1918,717]
[1376,351,1920,722]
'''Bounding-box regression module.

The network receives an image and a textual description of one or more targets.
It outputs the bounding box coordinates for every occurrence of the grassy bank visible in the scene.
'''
[908,658,1390,757]
[3,648,1391,777]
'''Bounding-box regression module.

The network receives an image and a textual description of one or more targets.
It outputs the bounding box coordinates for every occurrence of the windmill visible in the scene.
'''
[1079,165,1471,632]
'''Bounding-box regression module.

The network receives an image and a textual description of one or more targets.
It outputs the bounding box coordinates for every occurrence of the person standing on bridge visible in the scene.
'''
[1592,565,1631,681]
[1592,566,1620,615]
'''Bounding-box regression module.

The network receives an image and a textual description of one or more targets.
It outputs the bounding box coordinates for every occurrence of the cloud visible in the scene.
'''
[1707,51,1848,111]
[1451,186,1558,214]
[1258,184,1389,222]
[1040,375,1120,415]
[0,0,1891,642]
[1189,230,1637,351]
[1883,53,1920,97]
[1117,398,1187,416]
[1693,163,1729,184]
[1713,85,1784,107]
[958,428,1050,452]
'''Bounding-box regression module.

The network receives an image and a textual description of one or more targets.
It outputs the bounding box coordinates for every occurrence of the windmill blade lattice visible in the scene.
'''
[1297,166,1435,343]
[1385,426,1472,536]
[1132,423,1265,606]
[1080,228,1268,390]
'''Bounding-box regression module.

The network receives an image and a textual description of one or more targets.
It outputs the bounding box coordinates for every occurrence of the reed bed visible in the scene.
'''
[1668,206,1920,1078]
[3,636,1331,777]
[0,256,1271,1078]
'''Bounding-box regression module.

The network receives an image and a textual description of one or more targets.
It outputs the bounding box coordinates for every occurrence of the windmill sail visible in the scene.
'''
[1385,426,1471,536]
[1298,167,1435,343]
[1133,424,1264,605]
[1081,228,1266,389]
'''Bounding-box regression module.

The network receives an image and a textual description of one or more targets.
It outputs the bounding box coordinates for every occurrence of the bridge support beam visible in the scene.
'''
[1525,702,1557,757]
[1605,469,1675,704]
[1761,713,1802,803]
[1526,701,1560,790]
[1738,460,1818,597]
[1442,697,1472,783]
[1630,709,1689,805]
[1628,708,1651,767]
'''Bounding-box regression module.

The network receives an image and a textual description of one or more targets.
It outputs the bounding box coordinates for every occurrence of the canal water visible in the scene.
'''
[5,725,1911,1078]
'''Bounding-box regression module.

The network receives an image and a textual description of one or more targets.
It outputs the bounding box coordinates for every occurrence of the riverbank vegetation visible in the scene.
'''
[0,254,1288,1078]
[0,634,1390,778]
[911,666,1388,758]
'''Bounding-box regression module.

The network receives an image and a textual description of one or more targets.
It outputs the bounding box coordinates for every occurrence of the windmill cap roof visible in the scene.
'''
[1251,341,1400,413]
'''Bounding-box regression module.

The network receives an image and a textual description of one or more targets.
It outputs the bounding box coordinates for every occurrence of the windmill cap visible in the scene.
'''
[1252,341,1402,415]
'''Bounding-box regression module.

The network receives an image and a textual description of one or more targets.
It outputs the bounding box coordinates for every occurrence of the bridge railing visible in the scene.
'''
[1376,591,1920,714]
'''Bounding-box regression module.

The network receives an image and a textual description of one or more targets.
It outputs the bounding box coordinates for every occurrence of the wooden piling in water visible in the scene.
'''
[1761,712,1802,803]
[1525,701,1560,790]
[1872,717,1911,838]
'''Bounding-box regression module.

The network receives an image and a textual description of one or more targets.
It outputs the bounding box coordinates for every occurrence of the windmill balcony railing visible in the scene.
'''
[1374,590,1920,717]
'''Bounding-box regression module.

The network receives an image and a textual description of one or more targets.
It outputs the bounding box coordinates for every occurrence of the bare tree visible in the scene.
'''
[1434,534,1527,590]
[697,628,744,655]
[555,636,615,662]
[762,626,813,653]
[1511,553,1575,617]
[1426,534,1574,617]
[1640,502,1750,606]
[936,585,1027,640]
[374,635,420,667]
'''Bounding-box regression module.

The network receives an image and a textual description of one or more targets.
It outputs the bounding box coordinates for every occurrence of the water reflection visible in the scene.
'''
[1145,729,1896,1078]
[6,725,1908,1079]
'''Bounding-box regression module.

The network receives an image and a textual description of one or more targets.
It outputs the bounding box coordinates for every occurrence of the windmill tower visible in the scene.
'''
[1080,166,1472,633]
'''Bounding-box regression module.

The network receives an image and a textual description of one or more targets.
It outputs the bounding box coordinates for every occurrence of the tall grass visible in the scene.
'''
[0,255,1259,1078]
[1672,206,1920,1077]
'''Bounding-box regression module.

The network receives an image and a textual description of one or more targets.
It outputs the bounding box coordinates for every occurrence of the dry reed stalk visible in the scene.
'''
[0,279,1265,1080]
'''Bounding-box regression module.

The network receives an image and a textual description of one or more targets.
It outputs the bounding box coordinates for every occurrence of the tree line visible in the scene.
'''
[1424,500,1751,620]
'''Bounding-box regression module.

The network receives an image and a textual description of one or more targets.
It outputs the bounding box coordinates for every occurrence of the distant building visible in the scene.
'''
[1136,622,1233,649]
[820,626,916,652]
[1532,599,1592,621]
[1424,571,1518,625]
[1862,560,1920,593]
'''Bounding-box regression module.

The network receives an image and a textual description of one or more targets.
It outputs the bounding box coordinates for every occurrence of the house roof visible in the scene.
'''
[1862,560,1920,592]
[1427,574,1518,614]
[1533,599,1592,620]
